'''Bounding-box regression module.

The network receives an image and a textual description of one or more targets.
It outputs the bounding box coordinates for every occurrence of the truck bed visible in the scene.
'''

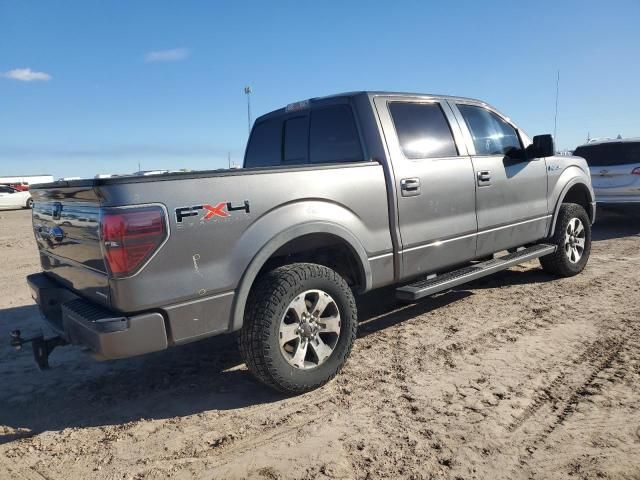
[30,161,394,344]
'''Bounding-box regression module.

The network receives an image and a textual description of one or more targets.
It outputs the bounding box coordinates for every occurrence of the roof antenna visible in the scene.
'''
[553,70,560,146]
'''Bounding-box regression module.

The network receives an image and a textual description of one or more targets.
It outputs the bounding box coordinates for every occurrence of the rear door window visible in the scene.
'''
[389,102,458,159]
[457,104,521,156]
[574,143,640,167]
[309,105,363,163]
[244,119,282,168]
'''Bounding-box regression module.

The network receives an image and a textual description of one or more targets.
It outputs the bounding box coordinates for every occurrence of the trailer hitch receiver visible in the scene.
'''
[10,329,67,370]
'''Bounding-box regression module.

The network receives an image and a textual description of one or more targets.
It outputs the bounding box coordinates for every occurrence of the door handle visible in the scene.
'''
[400,177,421,197]
[477,170,491,186]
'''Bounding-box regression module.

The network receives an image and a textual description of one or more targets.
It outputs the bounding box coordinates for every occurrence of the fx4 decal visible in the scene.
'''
[175,201,250,223]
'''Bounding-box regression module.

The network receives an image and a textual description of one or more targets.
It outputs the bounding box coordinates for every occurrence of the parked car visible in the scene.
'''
[6,182,30,191]
[18,91,595,393]
[0,185,33,209]
[573,138,640,206]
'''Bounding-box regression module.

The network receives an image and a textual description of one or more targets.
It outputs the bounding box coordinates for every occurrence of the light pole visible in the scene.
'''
[244,86,252,134]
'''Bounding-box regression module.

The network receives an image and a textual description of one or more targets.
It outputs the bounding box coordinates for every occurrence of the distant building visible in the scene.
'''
[0,174,54,186]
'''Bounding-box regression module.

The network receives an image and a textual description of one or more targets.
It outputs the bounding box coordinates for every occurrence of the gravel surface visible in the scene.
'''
[1,207,639,480]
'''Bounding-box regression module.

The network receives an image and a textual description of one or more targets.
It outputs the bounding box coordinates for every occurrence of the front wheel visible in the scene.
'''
[539,203,591,277]
[25,198,33,209]
[239,263,357,394]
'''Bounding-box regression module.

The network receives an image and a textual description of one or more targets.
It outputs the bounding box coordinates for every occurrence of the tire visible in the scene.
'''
[539,203,591,277]
[25,198,33,209]
[239,263,357,394]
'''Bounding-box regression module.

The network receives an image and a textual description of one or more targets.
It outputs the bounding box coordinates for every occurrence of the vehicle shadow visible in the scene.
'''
[0,304,285,444]
[0,289,475,442]
[1,209,635,443]
[592,207,640,241]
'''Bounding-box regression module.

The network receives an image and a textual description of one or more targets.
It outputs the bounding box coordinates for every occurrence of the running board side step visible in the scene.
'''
[396,243,556,301]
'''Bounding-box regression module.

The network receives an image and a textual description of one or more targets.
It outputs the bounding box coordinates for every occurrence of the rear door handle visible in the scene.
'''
[400,177,421,197]
[477,170,491,186]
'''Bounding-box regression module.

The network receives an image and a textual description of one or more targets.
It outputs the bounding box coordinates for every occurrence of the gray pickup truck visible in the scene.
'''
[17,91,595,393]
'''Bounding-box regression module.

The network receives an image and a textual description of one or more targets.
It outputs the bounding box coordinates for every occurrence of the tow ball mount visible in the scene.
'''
[10,330,67,370]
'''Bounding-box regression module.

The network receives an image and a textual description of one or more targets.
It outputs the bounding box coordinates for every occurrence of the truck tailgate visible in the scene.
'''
[31,185,110,306]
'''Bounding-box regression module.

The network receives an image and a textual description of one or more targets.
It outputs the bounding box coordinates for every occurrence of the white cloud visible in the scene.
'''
[144,48,191,63]
[2,68,52,82]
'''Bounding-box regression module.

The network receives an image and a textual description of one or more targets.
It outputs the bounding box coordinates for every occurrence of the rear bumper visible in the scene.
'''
[27,273,168,360]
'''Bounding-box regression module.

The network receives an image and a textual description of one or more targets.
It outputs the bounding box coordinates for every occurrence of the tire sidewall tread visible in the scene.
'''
[540,203,591,277]
[239,262,357,394]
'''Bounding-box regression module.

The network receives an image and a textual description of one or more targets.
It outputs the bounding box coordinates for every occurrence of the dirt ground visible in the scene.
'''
[0,207,639,480]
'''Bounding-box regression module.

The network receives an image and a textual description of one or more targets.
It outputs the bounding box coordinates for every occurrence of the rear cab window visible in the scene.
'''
[283,116,309,164]
[244,103,364,168]
[244,119,282,167]
[309,105,363,163]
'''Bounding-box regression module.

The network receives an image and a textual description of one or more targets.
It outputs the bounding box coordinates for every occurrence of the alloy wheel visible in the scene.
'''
[279,289,341,370]
[564,217,586,263]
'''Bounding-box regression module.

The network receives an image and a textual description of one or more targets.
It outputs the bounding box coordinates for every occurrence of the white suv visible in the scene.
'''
[574,139,640,205]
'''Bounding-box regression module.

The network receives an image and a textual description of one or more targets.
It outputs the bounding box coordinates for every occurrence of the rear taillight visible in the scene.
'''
[632,167,640,176]
[100,206,167,277]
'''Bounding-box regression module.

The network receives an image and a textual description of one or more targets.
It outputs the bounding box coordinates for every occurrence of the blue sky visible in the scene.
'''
[1,0,638,179]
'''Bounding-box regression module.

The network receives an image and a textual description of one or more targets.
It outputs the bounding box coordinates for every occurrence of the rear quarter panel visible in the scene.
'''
[99,163,393,341]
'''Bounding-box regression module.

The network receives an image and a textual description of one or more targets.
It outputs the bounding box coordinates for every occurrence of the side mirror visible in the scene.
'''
[527,134,555,158]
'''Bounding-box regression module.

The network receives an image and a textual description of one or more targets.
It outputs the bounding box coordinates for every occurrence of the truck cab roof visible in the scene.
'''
[255,91,493,124]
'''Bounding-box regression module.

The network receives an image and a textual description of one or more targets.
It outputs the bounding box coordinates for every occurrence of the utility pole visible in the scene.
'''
[553,70,560,145]
[228,151,231,169]
[244,86,252,134]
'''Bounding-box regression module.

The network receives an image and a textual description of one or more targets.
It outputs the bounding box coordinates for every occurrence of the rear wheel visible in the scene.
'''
[539,203,591,277]
[25,198,33,209]
[239,263,357,394]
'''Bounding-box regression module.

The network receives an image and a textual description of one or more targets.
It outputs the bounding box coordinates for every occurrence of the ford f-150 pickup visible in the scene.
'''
[16,91,596,393]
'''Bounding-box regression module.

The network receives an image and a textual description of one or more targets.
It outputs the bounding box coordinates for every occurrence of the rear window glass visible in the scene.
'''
[244,104,364,167]
[574,142,640,166]
[389,102,458,159]
[283,116,309,164]
[244,119,282,168]
[309,106,363,163]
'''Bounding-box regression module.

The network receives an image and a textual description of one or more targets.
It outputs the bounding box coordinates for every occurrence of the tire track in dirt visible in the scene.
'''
[3,209,640,480]
[513,334,631,467]
[507,335,627,433]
